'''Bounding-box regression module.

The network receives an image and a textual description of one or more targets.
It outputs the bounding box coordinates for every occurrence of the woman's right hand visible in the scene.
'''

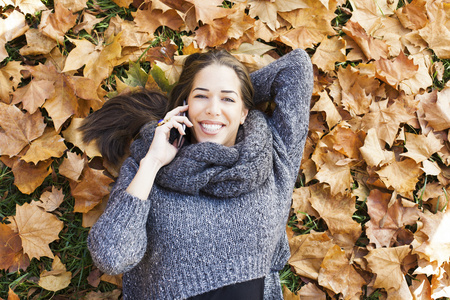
[145,104,192,167]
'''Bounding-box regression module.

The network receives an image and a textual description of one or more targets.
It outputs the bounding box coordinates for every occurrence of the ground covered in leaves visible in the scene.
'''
[0,0,449,299]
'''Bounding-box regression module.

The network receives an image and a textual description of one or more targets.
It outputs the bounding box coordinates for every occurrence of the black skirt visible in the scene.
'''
[187,277,265,300]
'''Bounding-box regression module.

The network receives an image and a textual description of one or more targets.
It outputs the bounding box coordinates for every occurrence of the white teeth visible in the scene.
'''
[201,123,222,132]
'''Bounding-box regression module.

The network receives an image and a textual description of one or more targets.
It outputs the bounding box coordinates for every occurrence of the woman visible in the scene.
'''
[83,49,313,299]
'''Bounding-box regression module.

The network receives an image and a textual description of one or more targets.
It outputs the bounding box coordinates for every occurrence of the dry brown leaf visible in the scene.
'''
[154,56,185,85]
[15,0,47,14]
[73,12,106,35]
[21,128,67,164]
[134,8,184,35]
[195,17,232,49]
[312,36,346,72]
[375,52,418,90]
[59,0,88,12]
[10,203,63,260]
[309,183,362,249]
[7,288,20,300]
[0,223,22,271]
[11,79,55,114]
[38,256,72,291]
[84,289,122,300]
[291,186,319,222]
[33,186,65,212]
[282,285,299,300]
[409,274,432,300]
[82,196,108,228]
[321,124,364,160]
[0,103,46,157]
[365,245,411,291]
[0,61,24,104]
[297,282,327,300]
[100,273,122,287]
[185,0,230,26]
[318,245,366,299]
[310,91,341,130]
[0,10,29,62]
[413,209,450,266]
[62,118,101,158]
[395,0,428,30]
[71,165,114,213]
[418,6,450,59]
[59,151,86,182]
[288,231,334,281]
[313,151,353,196]
[401,132,443,163]
[376,158,423,197]
[430,262,450,299]
[421,87,450,132]
[366,189,419,248]
[39,1,78,44]
[359,128,394,167]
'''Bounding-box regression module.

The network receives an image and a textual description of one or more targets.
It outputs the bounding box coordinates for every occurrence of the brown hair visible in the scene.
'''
[80,50,254,165]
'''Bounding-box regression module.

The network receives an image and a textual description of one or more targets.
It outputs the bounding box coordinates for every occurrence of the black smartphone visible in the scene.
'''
[177,100,187,148]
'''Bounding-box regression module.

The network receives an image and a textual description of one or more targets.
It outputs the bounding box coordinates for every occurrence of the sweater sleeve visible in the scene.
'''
[87,155,152,275]
[250,49,313,162]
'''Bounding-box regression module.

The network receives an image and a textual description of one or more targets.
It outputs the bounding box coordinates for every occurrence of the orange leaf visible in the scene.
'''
[342,20,388,60]
[7,288,20,300]
[62,118,101,158]
[11,203,64,260]
[318,245,366,299]
[0,103,46,157]
[395,0,428,30]
[71,166,114,213]
[0,223,22,270]
[311,36,347,72]
[21,128,67,164]
[195,17,232,49]
[134,8,184,35]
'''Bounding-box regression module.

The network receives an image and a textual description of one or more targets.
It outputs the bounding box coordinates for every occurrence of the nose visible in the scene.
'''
[206,97,221,116]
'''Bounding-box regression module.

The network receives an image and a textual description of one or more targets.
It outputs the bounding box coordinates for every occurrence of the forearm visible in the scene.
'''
[126,155,163,200]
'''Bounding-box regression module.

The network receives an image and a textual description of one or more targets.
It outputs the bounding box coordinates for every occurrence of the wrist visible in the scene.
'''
[140,154,164,170]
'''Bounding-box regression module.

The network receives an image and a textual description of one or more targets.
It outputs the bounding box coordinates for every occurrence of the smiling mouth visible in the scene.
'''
[200,123,223,133]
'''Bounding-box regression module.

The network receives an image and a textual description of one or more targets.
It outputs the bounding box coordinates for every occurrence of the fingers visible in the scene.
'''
[165,104,188,120]
[156,115,192,135]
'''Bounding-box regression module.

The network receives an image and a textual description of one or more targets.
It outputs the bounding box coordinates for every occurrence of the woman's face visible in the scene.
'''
[187,64,248,147]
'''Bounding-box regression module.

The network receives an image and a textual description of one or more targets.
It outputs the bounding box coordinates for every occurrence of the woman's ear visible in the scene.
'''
[240,108,249,124]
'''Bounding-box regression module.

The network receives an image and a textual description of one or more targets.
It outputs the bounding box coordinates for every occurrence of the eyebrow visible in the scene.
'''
[193,87,238,96]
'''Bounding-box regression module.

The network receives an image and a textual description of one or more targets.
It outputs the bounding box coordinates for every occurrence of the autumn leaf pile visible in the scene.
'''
[0,0,449,298]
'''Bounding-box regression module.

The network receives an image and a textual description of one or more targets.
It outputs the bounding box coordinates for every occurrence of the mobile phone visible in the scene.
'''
[177,100,187,148]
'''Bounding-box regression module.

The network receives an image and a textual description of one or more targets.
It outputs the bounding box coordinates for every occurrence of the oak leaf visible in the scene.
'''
[365,245,411,291]
[21,128,67,164]
[59,151,86,181]
[312,36,346,72]
[365,189,419,248]
[38,256,72,291]
[318,245,366,299]
[71,165,114,213]
[0,61,24,104]
[32,186,65,212]
[39,1,78,43]
[11,79,55,114]
[0,103,46,157]
[288,231,334,281]
[309,183,362,249]
[376,158,423,197]
[62,118,101,158]
[10,203,63,260]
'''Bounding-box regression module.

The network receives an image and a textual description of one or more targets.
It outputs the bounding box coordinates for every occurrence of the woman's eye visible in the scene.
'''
[194,94,207,99]
[223,97,235,102]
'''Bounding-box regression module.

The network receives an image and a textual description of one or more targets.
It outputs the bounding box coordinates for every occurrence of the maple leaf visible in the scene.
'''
[39,1,78,44]
[288,232,334,281]
[400,132,443,163]
[0,61,24,104]
[0,103,46,157]
[410,274,432,300]
[309,183,362,249]
[59,151,86,181]
[195,17,232,49]
[421,87,450,132]
[318,245,366,299]
[418,6,450,59]
[359,128,394,167]
[111,0,132,8]
[71,165,114,213]
[395,0,428,30]
[73,12,106,35]
[154,56,185,85]
[20,29,57,56]
[361,99,413,147]
[431,262,450,299]
[15,0,47,14]
[313,151,354,196]
[38,256,72,291]
[297,282,326,299]
[365,189,419,248]
[312,36,346,72]
[21,128,67,164]
[342,20,389,60]
[82,197,108,228]
[11,79,55,114]
[412,209,450,266]
[0,10,29,62]
[0,223,22,271]
[365,245,411,291]
[9,203,64,260]
[310,91,341,130]
[292,186,319,223]
[84,289,122,300]
[185,0,230,26]
[375,51,418,90]
[1,156,53,194]
[321,124,364,160]
[32,186,65,212]
[62,118,101,158]
[226,4,255,40]
[376,158,423,197]
[134,8,184,36]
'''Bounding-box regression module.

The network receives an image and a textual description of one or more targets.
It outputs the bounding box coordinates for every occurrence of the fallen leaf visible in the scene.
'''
[84,289,122,300]
[10,203,64,260]
[11,79,55,114]
[418,6,450,59]
[318,245,366,299]
[195,17,232,49]
[312,36,346,72]
[401,132,442,163]
[134,8,184,36]
[0,103,46,157]
[359,128,394,167]
[100,273,122,287]
[313,151,353,196]
[409,274,432,300]
[7,288,20,300]
[59,151,86,182]
[21,128,67,164]
[0,223,22,271]
[421,87,450,132]
[430,262,450,299]
[32,186,65,212]
[154,56,185,85]
[62,118,101,158]
[310,90,341,130]
[87,268,102,287]
[0,10,29,62]
[82,196,108,228]
[288,231,334,281]
[15,0,47,14]
[297,282,326,300]
[38,256,72,291]
[39,1,78,44]
[292,186,319,222]
[375,51,418,90]
[342,20,388,60]
[365,245,411,291]
[395,0,428,30]
[0,61,24,104]
[71,165,114,213]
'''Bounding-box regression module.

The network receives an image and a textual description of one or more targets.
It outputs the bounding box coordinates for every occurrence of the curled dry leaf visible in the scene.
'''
[10,203,64,260]
[59,151,86,182]
[21,128,67,164]
[62,118,102,158]
[38,256,72,292]
[33,186,65,212]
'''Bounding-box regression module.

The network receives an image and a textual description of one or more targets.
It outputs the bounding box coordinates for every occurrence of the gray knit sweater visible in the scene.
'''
[87,49,313,299]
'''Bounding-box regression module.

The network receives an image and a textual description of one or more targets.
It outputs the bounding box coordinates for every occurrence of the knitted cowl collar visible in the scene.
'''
[133,110,273,198]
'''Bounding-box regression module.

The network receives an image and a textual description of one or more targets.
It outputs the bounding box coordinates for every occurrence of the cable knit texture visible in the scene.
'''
[87,49,313,299]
